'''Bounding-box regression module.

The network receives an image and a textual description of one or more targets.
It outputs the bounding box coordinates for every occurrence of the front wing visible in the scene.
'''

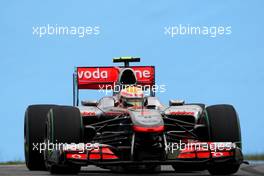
[48,142,243,168]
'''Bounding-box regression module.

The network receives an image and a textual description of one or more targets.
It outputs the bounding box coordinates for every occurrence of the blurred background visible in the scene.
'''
[0,0,263,162]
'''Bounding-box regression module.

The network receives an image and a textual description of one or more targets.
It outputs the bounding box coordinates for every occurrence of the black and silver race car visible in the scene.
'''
[24,57,243,175]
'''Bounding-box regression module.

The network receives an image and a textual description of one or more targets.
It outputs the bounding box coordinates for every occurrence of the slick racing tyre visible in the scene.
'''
[206,104,241,175]
[45,106,83,174]
[24,104,57,170]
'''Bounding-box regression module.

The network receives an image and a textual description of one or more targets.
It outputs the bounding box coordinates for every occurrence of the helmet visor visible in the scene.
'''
[124,98,144,107]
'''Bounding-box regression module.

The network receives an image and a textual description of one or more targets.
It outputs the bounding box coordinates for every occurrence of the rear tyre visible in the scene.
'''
[206,104,241,175]
[45,106,83,174]
[24,105,57,170]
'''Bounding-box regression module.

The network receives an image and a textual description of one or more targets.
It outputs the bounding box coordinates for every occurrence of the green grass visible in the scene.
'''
[244,154,264,161]
[0,160,25,165]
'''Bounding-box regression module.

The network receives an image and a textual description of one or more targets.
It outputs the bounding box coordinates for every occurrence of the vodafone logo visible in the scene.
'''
[77,67,152,80]
[78,68,108,79]
[134,70,151,79]
[77,66,155,89]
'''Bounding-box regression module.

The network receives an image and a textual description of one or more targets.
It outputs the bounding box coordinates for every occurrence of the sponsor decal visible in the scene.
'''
[169,111,195,116]
[77,66,155,89]
[81,111,96,116]
[78,68,108,79]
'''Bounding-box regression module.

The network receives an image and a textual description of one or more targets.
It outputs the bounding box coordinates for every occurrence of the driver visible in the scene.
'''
[119,86,144,107]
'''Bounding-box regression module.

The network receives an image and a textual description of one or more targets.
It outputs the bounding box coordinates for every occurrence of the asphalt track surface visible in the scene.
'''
[0,163,264,176]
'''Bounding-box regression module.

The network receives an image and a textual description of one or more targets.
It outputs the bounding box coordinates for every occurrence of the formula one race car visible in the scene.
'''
[24,57,243,175]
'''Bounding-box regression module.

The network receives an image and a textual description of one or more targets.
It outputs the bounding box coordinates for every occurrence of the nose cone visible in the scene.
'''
[129,109,164,132]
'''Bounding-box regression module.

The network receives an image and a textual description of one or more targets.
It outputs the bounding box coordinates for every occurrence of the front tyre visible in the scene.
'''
[24,105,57,170]
[206,104,242,175]
[45,106,83,174]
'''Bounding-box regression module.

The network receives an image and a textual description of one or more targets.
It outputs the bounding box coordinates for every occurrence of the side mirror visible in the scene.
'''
[81,100,97,106]
[169,100,185,106]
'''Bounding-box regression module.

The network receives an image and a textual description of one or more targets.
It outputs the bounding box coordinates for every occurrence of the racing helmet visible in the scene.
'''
[119,86,144,107]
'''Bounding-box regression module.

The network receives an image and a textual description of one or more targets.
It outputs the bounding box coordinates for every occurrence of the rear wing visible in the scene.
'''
[73,66,155,106]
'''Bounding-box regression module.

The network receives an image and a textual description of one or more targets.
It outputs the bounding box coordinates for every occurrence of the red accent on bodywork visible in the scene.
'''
[89,153,101,160]
[169,111,195,116]
[197,152,211,158]
[66,153,87,160]
[177,151,233,159]
[104,112,124,116]
[176,142,234,159]
[178,152,196,158]
[88,147,118,160]
[66,147,119,160]
[212,151,233,158]
[81,111,96,116]
[133,125,164,133]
